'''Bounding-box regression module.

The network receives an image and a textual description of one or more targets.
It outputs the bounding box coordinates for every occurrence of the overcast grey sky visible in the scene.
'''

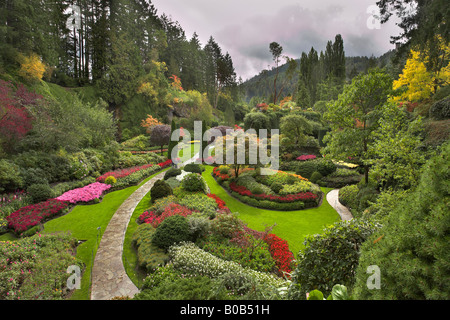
[150,0,402,81]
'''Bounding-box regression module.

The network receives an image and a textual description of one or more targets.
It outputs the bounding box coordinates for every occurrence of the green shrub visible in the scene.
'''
[353,143,450,299]
[183,163,202,174]
[104,176,117,185]
[429,96,450,120]
[178,193,217,218]
[0,159,23,193]
[187,215,211,242]
[164,167,181,180]
[181,173,205,192]
[151,215,191,251]
[295,161,317,179]
[164,177,180,189]
[27,183,54,203]
[147,195,177,216]
[150,179,173,203]
[270,182,283,194]
[316,159,337,176]
[209,212,243,239]
[309,171,323,184]
[290,219,380,299]
[132,224,169,272]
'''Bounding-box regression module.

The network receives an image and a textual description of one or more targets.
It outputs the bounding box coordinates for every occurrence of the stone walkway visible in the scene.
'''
[326,189,353,221]
[90,170,166,300]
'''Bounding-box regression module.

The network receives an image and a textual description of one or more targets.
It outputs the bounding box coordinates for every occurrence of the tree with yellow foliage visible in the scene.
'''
[18,53,47,82]
[393,40,450,102]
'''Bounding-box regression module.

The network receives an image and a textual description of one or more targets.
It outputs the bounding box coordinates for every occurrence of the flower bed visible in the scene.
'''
[6,199,69,233]
[96,164,155,183]
[206,193,229,212]
[138,203,194,228]
[56,182,111,204]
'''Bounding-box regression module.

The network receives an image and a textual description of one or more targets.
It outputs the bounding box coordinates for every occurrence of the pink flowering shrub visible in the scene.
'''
[296,154,317,161]
[56,182,111,204]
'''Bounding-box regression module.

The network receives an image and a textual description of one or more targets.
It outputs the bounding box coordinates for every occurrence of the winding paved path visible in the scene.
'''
[326,189,353,221]
[90,171,166,300]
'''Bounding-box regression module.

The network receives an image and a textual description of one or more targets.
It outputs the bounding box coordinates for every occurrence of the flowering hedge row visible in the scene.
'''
[96,164,155,183]
[56,182,111,204]
[6,199,69,233]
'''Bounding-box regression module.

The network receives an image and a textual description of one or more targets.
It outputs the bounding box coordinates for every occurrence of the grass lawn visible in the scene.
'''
[42,169,167,300]
[202,166,340,256]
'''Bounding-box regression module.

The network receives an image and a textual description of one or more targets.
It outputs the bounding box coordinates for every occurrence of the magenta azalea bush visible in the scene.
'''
[6,199,69,233]
[296,154,317,161]
[56,182,111,204]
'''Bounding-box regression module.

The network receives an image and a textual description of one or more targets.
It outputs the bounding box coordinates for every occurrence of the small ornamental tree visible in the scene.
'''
[141,115,163,134]
[150,124,171,154]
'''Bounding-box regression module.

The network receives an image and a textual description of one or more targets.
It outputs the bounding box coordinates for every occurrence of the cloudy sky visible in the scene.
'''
[150,0,402,81]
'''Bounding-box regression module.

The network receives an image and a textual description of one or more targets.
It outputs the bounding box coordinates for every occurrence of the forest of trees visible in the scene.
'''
[0,0,239,137]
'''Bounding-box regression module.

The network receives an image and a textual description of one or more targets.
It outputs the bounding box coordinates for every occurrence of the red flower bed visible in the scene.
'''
[6,199,69,233]
[158,159,172,168]
[206,193,229,211]
[232,225,295,277]
[212,167,230,180]
[138,203,193,228]
[263,233,295,276]
[229,182,318,203]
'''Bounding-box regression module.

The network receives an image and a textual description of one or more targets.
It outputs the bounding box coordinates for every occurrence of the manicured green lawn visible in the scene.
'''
[202,166,340,256]
[42,170,167,300]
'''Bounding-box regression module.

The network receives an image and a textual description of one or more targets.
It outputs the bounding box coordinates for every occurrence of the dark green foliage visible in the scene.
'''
[132,223,169,272]
[0,159,23,192]
[183,163,203,174]
[353,143,450,299]
[295,161,317,179]
[164,167,181,180]
[150,179,173,203]
[243,112,271,131]
[151,215,191,251]
[290,218,380,299]
[135,272,224,300]
[316,159,337,176]
[27,183,54,204]
[429,96,450,120]
[270,182,283,194]
[309,171,323,184]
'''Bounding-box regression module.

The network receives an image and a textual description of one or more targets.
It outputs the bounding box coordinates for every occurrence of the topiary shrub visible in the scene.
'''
[150,179,173,203]
[151,215,191,251]
[164,167,181,180]
[181,173,205,192]
[353,142,450,299]
[338,184,359,209]
[27,183,54,203]
[183,163,203,174]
